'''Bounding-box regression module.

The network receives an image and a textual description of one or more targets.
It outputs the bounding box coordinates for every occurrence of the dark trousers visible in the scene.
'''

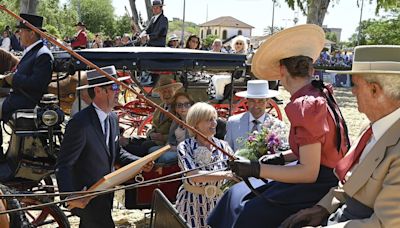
[207,166,337,228]
[72,193,114,228]
[123,138,158,157]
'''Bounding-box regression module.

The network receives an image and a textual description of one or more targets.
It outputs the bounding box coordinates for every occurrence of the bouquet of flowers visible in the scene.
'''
[235,117,289,161]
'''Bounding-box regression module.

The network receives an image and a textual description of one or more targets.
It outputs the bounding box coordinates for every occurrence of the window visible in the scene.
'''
[222,30,227,39]
[238,30,242,35]
[215,29,218,35]
[201,30,204,39]
[207,28,211,35]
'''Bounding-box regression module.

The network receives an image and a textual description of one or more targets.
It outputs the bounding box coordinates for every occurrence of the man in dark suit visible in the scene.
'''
[0,14,53,123]
[55,66,153,227]
[140,0,168,47]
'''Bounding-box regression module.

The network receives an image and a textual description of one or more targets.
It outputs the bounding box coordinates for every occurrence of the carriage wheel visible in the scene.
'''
[137,115,153,136]
[19,197,70,228]
[266,99,283,120]
[0,184,30,228]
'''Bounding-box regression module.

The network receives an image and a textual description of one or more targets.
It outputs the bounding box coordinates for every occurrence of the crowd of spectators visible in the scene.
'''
[315,50,353,69]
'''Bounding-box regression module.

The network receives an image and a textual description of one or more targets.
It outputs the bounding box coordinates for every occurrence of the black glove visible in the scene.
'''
[259,153,285,165]
[228,159,260,178]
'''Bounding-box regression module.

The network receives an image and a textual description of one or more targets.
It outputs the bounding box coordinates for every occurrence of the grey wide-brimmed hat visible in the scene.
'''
[235,80,279,99]
[327,45,400,75]
[76,66,130,90]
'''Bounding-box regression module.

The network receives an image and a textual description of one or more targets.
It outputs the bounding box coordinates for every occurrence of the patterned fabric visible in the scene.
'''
[175,137,233,228]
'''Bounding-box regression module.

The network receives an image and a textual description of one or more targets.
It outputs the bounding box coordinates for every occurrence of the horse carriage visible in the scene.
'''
[52,47,283,209]
[0,47,283,227]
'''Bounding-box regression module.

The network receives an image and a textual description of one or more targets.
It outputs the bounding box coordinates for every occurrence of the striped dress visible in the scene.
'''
[175,137,233,228]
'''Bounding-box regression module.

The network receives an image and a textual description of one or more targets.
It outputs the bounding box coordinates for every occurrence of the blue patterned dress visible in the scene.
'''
[175,137,233,228]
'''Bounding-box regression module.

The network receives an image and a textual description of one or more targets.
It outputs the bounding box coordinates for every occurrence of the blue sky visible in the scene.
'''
[114,0,383,41]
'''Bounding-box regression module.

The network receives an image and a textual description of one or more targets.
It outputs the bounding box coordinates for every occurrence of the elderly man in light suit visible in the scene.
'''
[282,45,400,227]
[225,80,279,152]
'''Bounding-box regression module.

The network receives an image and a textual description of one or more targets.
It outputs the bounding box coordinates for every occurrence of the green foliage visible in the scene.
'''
[348,12,400,45]
[70,0,115,37]
[44,24,61,39]
[168,18,199,41]
[202,34,219,48]
[326,32,337,43]
[0,0,20,31]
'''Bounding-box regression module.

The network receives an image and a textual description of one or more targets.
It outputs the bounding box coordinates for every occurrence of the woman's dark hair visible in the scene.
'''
[279,55,313,78]
[170,92,195,117]
[185,34,200,49]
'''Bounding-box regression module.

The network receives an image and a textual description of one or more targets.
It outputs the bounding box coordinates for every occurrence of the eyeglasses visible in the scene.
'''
[176,102,192,109]
[103,84,120,92]
[236,42,244,45]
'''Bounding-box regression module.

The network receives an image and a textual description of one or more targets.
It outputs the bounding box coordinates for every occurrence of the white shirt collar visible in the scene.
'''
[153,13,161,22]
[371,106,400,142]
[92,102,109,123]
[22,40,42,56]
[249,112,266,124]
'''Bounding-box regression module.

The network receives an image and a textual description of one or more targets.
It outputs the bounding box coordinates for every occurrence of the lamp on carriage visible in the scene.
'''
[34,94,65,127]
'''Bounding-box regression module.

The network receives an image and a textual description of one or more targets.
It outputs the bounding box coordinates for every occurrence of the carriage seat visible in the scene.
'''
[208,75,232,100]
[8,109,38,132]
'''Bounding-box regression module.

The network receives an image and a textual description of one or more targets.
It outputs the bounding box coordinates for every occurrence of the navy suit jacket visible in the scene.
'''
[145,13,168,47]
[56,104,140,193]
[2,41,53,122]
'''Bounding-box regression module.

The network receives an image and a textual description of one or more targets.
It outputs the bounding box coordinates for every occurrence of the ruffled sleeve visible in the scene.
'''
[285,95,329,146]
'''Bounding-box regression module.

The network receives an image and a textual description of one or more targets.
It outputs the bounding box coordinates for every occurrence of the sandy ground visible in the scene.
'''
[40,85,367,227]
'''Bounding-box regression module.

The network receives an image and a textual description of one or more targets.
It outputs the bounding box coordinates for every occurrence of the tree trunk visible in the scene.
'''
[20,0,38,14]
[129,0,141,30]
[306,0,330,26]
[145,0,152,22]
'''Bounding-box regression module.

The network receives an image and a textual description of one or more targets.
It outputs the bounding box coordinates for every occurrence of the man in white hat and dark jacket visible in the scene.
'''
[282,45,400,227]
[56,66,153,228]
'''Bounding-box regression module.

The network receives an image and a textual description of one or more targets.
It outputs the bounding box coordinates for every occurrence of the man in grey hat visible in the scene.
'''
[139,0,168,47]
[56,66,153,227]
[282,45,400,227]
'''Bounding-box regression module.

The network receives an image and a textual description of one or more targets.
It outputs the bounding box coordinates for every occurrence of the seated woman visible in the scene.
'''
[176,102,235,228]
[230,35,248,54]
[185,34,200,50]
[148,92,194,165]
[207,24,350,228]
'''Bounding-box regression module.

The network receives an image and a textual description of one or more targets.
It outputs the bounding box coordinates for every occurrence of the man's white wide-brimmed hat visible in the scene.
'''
[251,24,325,80]
[235,80,279,99]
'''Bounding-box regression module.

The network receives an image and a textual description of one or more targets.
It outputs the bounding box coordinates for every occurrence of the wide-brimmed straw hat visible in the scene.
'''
[76,66,130,90]
[251,24,325,80]
[152,78,182,93]
[327,45,400,75]
[235,80,279,99]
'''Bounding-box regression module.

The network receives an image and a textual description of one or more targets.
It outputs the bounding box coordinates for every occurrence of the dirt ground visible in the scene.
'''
[60,85,367,228]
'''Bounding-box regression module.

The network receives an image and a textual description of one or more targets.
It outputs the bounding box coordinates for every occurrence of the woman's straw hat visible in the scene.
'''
[251,24,325,80]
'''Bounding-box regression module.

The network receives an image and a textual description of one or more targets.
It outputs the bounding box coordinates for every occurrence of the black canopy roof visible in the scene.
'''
[53,47,247,72]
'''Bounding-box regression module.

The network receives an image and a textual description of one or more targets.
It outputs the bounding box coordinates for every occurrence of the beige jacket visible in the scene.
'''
[318,118,400,227]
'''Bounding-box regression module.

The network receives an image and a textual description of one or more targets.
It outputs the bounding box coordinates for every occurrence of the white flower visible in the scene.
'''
[193,146,212,166]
